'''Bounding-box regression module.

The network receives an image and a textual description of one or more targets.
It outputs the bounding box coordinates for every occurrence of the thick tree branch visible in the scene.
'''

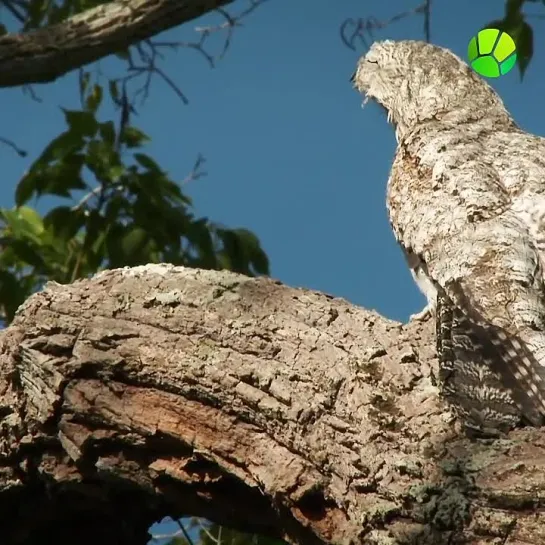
[0,0,234,87]
[1,264,545,545]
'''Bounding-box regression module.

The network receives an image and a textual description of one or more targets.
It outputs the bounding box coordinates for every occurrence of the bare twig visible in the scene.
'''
[150,529,185,540]
[150,38,215,67]
[71,186,104,211]
[196,518,220,543]
[181,153,207,185]
[423,0,431,42]
[0,0,25,22]
[21,84,42,102]
[340,1,431,51]
[0,0,237,88]
[0,135,27,157]
[176,519,197,545]
[107,0,268,108]
[196,0,269,59]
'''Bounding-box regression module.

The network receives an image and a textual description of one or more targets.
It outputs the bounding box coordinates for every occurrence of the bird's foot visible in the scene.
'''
[409,303,435,322]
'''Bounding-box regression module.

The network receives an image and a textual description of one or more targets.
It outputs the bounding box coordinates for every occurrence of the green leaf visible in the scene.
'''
[505,0,524,19]
[513,21,533,79]
[31,130,85,170]
[108,164,125,182]
[121,227,149,256]
[1,207,44,243]
[105,223,156,267]
[134,153,162,172]
[44,206,86,240]
[63,109,98,137]
[235,228,270,274]
[484,8,534,79]
[105,195,129,222]
[82,209,106,254]
[47,0,72,25]
[86,84,103,113]
[17,206,45,236]
[79,71,90,97]
[0,270,26,323]
[105,223,125,267]
[7,239,46,269]
[185,218,216,268]
[214,227,269,276]
[98,121,116,146]
[85,140,121,183]
[121,126,150,148]
[24,0,56,30]
[16,172,40,206]
[39,154,86,199]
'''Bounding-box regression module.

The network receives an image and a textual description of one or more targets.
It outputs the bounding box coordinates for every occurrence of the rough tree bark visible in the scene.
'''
[0,0,234,87]
[1,264,544,545]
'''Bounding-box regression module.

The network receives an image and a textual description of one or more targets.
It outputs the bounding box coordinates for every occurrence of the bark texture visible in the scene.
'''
[0,0,234,87]
[1,264,545,545]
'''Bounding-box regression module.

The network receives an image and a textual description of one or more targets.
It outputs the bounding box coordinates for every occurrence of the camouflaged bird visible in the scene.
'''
[352,39,545,435]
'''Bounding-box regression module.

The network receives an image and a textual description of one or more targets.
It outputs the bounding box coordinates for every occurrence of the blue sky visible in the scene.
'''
[2,0,545,326]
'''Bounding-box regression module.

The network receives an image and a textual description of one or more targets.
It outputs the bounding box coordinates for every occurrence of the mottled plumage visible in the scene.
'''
[352,40,545,435]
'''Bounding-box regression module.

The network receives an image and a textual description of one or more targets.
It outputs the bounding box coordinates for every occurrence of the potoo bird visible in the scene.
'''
[352,39,545,435]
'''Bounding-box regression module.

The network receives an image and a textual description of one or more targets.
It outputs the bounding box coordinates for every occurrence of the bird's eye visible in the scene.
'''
[367,59,379,65]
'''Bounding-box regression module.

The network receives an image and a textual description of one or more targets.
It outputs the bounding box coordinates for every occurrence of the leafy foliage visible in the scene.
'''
[483,0,540,79]
[0,75,269,323]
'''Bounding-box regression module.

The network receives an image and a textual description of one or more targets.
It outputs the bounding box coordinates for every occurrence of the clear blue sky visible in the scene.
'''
[2,0,545,326]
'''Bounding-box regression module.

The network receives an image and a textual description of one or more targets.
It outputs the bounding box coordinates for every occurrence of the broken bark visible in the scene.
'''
[0,0,234,87]
[1,264,545,545]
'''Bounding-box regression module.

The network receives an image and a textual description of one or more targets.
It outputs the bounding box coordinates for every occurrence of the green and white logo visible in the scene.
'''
[467,28,517,78]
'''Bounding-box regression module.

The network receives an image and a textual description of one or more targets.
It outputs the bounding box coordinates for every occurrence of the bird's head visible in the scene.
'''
[351,40,511,140]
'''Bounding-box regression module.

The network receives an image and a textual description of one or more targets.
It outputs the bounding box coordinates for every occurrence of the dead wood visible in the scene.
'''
[0,0,234,87]
[1,264,544,545]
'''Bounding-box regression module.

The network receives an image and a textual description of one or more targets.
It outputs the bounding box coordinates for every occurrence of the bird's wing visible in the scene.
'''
[389,144,545,432]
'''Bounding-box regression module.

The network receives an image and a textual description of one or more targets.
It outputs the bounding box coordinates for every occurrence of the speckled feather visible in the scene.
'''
[352,40,545,434]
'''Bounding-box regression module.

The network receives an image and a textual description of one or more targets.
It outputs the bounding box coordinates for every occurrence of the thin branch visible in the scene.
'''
[21,84,42,102]
[151,529,185,540]
[150,39,215,68]
[423,0,431,42]
[195,0,269,59]
[0,0,25,22]
[340,1,430,50]
[71,182,126,212]
[111,0,268,107]
[181,153,207,185]
[0,135,27,157]
[0,0,236,88]
[176,519,196,545]
[151,64,189,104]
[196,518,220,544]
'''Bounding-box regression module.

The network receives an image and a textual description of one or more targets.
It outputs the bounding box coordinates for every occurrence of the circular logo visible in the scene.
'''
[467,29,517,78]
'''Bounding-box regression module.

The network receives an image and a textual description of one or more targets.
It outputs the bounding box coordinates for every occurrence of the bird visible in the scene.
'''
[351,39,545,436]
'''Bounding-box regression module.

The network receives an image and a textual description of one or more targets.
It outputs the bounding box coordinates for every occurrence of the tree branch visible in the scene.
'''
[1,264,545,545]
[0,0,235,88]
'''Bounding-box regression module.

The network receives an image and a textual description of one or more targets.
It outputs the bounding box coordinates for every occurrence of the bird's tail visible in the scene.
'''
[436,290,545,435]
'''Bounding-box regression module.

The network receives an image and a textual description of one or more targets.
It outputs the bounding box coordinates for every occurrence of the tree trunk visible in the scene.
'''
[0,0,234,87]
[1,264,544,545]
